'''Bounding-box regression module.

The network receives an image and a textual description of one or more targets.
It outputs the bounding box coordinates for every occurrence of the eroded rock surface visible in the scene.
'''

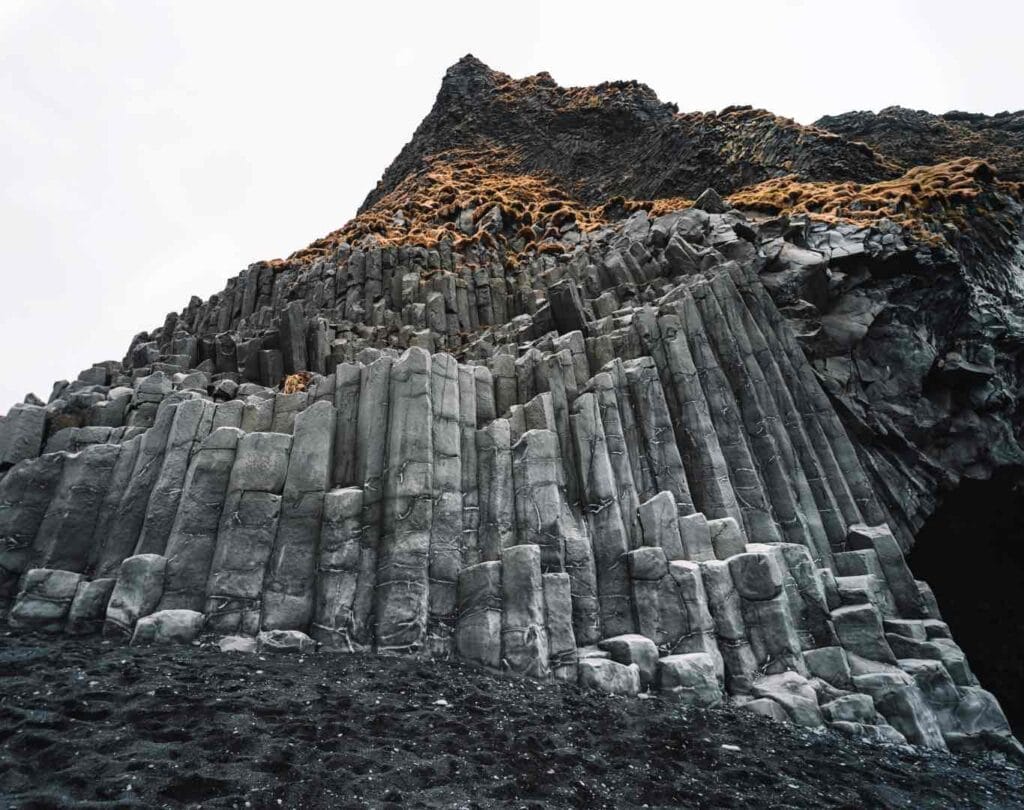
[2,57,1022,756]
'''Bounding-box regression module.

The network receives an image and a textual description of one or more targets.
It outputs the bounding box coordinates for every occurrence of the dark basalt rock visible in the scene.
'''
[816,105,1024,181]
[2,56,1023,758]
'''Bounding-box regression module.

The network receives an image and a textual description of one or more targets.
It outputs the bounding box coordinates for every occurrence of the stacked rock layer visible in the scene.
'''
[3,56,1023,756]
[1,200,1017,756]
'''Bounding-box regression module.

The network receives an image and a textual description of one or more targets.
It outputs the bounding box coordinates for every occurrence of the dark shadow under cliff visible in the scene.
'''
[910,468,1024,737]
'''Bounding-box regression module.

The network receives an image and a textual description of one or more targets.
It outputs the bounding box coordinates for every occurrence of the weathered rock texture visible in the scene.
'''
[2,56,1021,754]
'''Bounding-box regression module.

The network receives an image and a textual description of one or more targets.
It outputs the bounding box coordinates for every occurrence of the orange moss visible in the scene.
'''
[288,145,619,263]
[727,158,1005,238]
[282,371,312,394]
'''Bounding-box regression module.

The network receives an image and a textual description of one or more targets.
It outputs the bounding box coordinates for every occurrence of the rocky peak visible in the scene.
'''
[360,58,900,217]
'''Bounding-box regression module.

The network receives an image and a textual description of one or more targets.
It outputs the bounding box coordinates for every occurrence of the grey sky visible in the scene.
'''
[2,0,1021,412]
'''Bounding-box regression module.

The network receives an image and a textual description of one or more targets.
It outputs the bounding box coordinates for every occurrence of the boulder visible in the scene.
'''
[656,653,722,707]
[950,686,1015,750]
[852,672,947,749]
[578,658,641,696]
[131,609,205,645]
[598,634,659,687]
[105,554,167,637]
[751,672,823,727]
[820,694,876,724]
[740,698,790,723]
[8,569,83,632]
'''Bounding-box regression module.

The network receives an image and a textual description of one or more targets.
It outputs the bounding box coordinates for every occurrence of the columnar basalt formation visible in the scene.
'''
[2,56,1022,756]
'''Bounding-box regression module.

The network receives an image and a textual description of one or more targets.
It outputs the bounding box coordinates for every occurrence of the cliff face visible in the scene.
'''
[816,106,1024,182]
[1,56,1023,752]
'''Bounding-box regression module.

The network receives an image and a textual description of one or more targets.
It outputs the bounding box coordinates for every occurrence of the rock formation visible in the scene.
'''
[2,56,1022,756]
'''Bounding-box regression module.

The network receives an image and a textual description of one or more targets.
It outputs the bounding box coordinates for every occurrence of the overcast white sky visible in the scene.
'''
[1,0,1021,412]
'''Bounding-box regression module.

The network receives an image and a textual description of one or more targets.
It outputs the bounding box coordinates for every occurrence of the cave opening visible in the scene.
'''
[909,468,1024,737]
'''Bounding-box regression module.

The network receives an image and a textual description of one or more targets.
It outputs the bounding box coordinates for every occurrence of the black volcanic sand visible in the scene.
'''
[1,635,1021,809]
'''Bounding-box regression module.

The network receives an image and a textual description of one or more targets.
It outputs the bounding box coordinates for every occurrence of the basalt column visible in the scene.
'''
[427,353,463,654]
[570,393,635,638]
[352,355,393,646]
[205,431,291,635]
[262,399,336,630]
[158,427,243,611]
[375,348,434,653]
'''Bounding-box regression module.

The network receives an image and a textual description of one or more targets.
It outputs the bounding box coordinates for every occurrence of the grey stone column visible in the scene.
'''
[718,268,847,550]
[312,487,364,649]
[374,348,433,653]
[675,293,781,544]
[204,431,291,634]
[351,355,393,645]
[543,572,578,682]
[588,372,641,548]
[428,353,463,654]
[0,454,65,614]
[34,443,121,573]
[623,357,694,514]
[136,398,216,556]
[476,419,515,562]
[490,353,517,417]
[701,559,758,694]
[501,544,549,677]
[96,400,179,577]
[473,365,496,427]
[654,313,743,527]
[541,351,580,506]
[87,435,140,572]
[570,394,635,637]
[158,426,243,611]
[511,429,566,571]
[458,365,479,566]
[261,400,336,630]
[455,560,502,669]
[332,362,363,487]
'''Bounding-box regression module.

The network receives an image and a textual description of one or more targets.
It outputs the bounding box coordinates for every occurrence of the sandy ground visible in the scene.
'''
[1,634,1021,809]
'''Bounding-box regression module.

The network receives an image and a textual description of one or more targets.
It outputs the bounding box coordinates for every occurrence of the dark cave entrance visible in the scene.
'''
[909,468,1024,737]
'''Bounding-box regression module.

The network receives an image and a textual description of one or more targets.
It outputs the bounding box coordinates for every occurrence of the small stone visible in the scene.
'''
[257,629,316,654]
[218,635,257,654]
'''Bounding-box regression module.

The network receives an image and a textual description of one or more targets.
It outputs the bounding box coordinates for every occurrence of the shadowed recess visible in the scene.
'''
[911,468,1024,736]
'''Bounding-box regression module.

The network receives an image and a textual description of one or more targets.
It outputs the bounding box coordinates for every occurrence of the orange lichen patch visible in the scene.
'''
[282,371,312,394]
[289,146,617,262]
[727,158,1007,237]
[646,196,696,217]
